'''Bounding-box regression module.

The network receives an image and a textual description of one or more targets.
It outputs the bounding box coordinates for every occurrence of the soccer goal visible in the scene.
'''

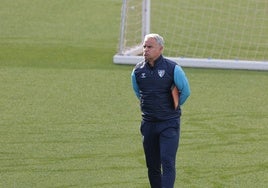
[113,0,268,71]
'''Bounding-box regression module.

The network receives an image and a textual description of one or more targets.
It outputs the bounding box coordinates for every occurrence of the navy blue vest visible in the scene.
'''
[134,55,181,122]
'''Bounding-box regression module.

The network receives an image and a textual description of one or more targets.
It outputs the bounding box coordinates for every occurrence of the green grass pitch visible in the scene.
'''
[0,0,267,187]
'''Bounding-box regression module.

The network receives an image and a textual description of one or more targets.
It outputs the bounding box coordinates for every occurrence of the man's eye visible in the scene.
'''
[143,45,152,48]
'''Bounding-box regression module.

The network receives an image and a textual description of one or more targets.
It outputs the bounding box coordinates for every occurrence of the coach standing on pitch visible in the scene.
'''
[131,33,190,188]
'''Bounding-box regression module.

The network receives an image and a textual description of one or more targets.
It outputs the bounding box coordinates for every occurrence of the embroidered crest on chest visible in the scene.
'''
[158,70,165,78]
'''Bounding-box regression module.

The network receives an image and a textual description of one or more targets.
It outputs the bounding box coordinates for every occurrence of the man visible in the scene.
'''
[131,33,190,188]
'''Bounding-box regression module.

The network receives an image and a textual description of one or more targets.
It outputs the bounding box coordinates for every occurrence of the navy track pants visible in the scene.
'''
[140,119,180,188]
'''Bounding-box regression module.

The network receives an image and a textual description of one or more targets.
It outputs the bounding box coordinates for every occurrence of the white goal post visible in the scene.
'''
[113,0,268,71]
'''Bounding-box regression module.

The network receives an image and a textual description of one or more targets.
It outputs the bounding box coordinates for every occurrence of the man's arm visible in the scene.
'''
[174,65,190,105]
[131,70,140,99]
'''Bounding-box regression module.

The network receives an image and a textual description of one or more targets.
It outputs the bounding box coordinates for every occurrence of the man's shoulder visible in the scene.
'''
[161,57,178,71]
[134,60,146,70]
[163,57,177,66]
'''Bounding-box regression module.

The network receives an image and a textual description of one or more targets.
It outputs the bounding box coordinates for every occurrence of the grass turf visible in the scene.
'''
[0,0,268,187]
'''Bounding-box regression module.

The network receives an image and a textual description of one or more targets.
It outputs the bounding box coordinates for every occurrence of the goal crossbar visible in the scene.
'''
[114,54,268,71]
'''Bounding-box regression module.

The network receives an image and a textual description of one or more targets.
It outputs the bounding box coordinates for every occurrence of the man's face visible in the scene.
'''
[143,37,163,62]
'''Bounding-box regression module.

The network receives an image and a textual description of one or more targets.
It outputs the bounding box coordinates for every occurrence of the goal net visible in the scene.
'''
[114,0,268,70]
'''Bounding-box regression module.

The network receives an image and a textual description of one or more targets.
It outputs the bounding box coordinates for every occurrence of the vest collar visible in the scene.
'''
[146,55,163,68]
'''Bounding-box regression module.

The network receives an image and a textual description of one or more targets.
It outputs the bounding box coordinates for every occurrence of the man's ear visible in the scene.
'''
[160,46,164,52]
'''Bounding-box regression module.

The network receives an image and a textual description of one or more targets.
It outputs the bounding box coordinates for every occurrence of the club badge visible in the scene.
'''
[158,70,165,78]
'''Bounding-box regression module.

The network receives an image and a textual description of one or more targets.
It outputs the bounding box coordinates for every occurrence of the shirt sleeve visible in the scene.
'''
[174,65,190,105]
[131,69,140,99]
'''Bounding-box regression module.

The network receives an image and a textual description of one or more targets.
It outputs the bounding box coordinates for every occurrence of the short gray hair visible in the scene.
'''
[144,33,164,47]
